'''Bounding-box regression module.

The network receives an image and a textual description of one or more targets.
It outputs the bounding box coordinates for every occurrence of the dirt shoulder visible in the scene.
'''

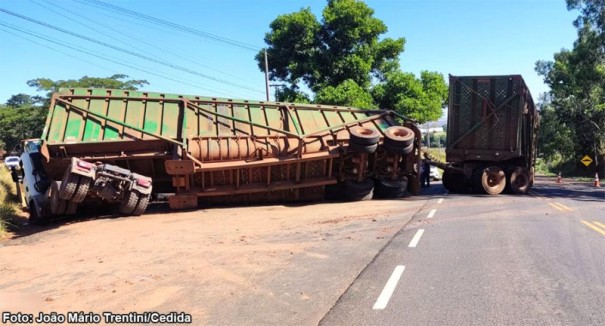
[0,196,429,325]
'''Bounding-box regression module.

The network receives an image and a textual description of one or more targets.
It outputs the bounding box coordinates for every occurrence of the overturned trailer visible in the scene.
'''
[19,88,422,223]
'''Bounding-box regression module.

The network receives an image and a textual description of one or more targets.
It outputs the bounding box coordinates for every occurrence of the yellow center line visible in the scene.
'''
[594,221,605,230]
[548,202,572,212]
[581,220,605,236]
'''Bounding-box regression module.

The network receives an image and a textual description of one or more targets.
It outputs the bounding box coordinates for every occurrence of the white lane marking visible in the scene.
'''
[408,229,425,248]
[427,209,437,219]
[437,198,444,204]
[373,265,405,310]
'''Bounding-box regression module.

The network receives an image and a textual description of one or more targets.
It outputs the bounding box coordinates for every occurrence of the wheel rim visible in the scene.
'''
[481,167,505,195]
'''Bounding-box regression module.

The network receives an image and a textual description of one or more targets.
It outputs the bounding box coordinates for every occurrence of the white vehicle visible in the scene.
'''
[430,166,441,181]
[19,139,152,224]
[4,156,20,170]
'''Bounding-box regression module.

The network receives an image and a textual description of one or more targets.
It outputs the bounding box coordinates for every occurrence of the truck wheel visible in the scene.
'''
[49,181,67,215]
[132,194,150,216]
[71,176,92,203]
[384,142,413,155]
[59,166,79,200]
[28,200,45,225]
[480,166,506,195]
[343,178,374,201]
[374,176,408,198]
[119,191,140,215]
[509,167,531,194]
[349,127,380,145]
[65,201,78,215]
[384,126,414,147]
[348,141,378,153]
[442,170,466,193]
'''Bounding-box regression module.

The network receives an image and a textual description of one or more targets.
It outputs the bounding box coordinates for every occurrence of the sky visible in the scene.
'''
[0,0,579,108]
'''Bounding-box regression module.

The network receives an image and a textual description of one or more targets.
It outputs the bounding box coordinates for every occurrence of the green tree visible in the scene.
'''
[372,70,447,122]
[536,0,605,168]
[314,79,375,108]
[0,103,46,153]
[27,74,148,98]
[256,0,446,123]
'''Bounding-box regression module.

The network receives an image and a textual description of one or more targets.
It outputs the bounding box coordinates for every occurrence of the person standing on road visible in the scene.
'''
[421,153,431,188]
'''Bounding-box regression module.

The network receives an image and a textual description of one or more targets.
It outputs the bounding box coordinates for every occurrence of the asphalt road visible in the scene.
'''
[320,178,605,326]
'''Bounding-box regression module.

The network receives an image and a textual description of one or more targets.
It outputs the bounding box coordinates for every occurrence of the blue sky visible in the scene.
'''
[0,0,579,106]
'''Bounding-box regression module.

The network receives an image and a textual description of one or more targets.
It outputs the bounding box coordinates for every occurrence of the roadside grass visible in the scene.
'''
[0,164,20,237]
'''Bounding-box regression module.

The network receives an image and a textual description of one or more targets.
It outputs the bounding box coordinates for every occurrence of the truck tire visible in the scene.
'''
[59,166,79,200]
[132,194,150,216]
[343,178,374,201]
[65,201,78,215]
[71,176,92,203]
[442,170,466,193]
[349,127,380,145]
[348,141,378,154]
[384,126,414,147]
[28,200,45,225]
[384,142,413,155]
[49,181,67,216]
[119,191,140,215]
[480,166,506,195]
[374,176,408,198]
[508,166,531,194]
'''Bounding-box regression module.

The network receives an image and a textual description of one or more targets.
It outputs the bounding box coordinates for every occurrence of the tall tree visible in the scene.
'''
[256,0,446,123]
[536,0,605,166]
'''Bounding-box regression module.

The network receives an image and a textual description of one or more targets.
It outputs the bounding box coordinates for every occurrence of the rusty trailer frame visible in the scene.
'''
[39,88,421,209]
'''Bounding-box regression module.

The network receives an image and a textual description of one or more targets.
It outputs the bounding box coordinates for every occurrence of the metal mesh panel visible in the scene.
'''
[270,164,288,182]
[307,161,324,178]
[212,170,228,185]
[251,168,263,183]
[493,109,506,149]
[475,81,490,150]
[495,79,508,106]
[458,82,472,148]
[240,169,250,185]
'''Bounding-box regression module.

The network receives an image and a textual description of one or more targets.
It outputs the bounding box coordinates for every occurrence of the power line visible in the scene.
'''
[36,0,256,84]
[0,8,265,95]
[77,0,262,52]
[0,22,247,97]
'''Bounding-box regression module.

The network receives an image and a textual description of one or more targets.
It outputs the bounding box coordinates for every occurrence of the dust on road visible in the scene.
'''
[0,197,427,325]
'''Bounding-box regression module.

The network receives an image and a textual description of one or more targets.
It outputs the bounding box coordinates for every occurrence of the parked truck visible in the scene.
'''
[18,88,422,224]
[439,75,538,195]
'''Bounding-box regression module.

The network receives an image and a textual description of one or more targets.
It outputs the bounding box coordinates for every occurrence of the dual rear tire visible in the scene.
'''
[58,166,91,204]
[444,165,532,196]
[119,191,151,216]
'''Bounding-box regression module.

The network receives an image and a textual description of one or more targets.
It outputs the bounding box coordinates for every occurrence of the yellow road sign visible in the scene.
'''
[581,155,593,167]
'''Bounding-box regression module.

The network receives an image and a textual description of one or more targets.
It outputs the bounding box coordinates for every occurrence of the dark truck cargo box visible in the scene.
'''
[443,75,538,195]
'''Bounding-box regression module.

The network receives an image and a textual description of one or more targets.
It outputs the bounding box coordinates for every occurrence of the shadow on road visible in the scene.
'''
[533,176,605,202]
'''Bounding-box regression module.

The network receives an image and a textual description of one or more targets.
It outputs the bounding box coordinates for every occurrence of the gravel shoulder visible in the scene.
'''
[0,196,429,325]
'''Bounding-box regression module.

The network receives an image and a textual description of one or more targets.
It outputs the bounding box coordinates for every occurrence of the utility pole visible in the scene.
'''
[264,49,270,101]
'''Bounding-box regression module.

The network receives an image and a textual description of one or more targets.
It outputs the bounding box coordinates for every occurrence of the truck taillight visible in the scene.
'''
[136,178,151,188]
[77,160,94,170]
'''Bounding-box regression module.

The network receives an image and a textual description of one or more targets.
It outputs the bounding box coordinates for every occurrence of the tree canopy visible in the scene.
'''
[536,0,605,166]
[256,0,447,123]
[27,74,149,98]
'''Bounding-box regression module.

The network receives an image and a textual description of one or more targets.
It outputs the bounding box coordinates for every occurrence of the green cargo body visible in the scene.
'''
[39,88,421,208]
[443,75,538,195]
